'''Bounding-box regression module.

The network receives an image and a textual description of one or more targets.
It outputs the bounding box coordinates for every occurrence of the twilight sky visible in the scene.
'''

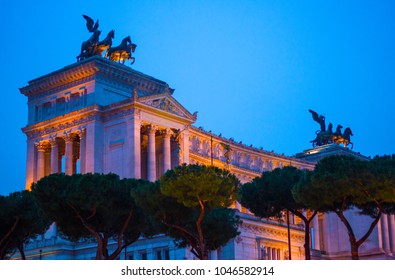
[1,1,395,195]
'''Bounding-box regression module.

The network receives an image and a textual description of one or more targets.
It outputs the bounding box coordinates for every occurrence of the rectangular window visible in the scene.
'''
[57,97,66,113]
[139,251,147,260]
[156,250,162,260]
[128,253,134,260]
[70,92,80,109]
[43,102,52,118]
[164,249,170,260]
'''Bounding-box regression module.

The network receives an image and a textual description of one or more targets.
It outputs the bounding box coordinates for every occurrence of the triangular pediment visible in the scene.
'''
[138,93,197,121]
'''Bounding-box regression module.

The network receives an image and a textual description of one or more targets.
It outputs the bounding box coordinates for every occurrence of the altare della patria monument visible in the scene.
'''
[14,15,394,260]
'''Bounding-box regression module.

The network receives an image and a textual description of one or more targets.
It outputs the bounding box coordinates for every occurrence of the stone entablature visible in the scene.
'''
[295,144,370,163]
[20,56,171,99]
[188,126,314,182]
[20,56,174,126]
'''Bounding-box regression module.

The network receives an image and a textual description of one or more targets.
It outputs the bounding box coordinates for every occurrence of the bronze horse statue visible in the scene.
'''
[93,30,115,57]
[334,127,353,148]
[106,36,137,65]
[308,109,354,149]
[310,123,333,147]
[332,125,343,142]
[77,30,101,61]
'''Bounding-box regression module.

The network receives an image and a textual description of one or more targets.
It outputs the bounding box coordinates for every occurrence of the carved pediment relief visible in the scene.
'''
[138,94,196,121]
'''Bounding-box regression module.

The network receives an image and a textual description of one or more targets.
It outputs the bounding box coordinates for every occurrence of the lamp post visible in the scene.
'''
[209,131,213,166]
[286,210,292,260]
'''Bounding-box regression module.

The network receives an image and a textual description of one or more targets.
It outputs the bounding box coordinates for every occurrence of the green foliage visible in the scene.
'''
[240,166,305,218]
[293,154,395,260]
[133,164,241,260]
[294,155,395,214]
[195,207,240,251]
[160,164,239,209]
[239,166,315,260]
[0,190,50,259]
[133,182,240,251]
[32,173,151,259]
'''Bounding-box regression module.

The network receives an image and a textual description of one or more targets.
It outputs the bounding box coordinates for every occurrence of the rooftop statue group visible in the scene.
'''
[76,15,137,65]
[309,109,353,149]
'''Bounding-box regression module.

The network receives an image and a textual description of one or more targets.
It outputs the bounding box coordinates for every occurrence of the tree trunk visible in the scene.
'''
[350,242,360,260]
[303,222,311,260]
[107,209,135,260]
[336,210,359,260]
[196,200,208,260]
[292,210,317,260]
[0,217,19,253]
[17,244,26,260]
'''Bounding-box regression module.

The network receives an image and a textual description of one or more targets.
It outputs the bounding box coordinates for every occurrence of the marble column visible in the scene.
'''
[256,238,262,260]
[36,142,46,180]
[163,128,172,173]
[147,125,157,181]
[381,214,391,253]
[78,129,86,174]
[84,121,104,174]
[210,249,218,260]
[64,134,75,175]
[389,214,395,254]
[178,127,190,165]
[25,140,36,190]
[44,148,51,176]
[49,138,59,174]
[125,117,142,179]
[312,215,321,250]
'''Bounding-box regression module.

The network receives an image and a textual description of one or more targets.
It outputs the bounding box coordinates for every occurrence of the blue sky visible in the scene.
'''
[1,1,395,195]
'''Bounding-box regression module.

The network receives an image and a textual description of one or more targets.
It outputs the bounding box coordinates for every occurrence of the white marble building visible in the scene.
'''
[18,56,394,260]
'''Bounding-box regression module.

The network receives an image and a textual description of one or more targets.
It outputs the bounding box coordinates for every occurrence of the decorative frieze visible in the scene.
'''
[23,112,99,140]
[188,127,314,173]
[140,97,185,118]
[241,223,304,244]
[20,57,171,99]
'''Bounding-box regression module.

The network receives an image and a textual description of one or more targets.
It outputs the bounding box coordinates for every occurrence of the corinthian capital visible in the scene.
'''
[162,128,173,138]
[147,124,158,134]
[63,132,77,143]
[48,137,58,147]
[35,141,50,152]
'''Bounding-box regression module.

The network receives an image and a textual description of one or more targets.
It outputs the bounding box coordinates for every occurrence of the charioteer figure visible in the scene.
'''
[76,15,136,65]
[308,109,353,149]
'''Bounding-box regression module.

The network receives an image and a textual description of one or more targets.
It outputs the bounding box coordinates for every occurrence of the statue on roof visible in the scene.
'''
[308,109,353,149]
[83,15,99,33]
[76,15,136,65]
[77,15,101,61]
[106,36,137,65]
[309,109,326,132]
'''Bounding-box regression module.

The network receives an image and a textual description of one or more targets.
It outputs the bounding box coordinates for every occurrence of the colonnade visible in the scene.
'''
[33,123,184,183]
[34,130,85,181]
[378,214,395,254]
[144,125,176,181]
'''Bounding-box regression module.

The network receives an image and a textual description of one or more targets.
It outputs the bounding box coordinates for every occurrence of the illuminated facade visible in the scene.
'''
[19,56,394,260]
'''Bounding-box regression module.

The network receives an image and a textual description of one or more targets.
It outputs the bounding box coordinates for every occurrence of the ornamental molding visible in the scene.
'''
[138,93,196,121]
[20,57,171,99]
[189,127,315,170]
[23,112,99,141]
[102,106,135,122]
[20,62,98,98]
[240,223,304,243]
[25,76,94,102]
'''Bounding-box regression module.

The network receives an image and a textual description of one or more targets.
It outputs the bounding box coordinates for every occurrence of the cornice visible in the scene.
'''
[138,93,197,122]
[20,56,173,98]
[240,223,304,243]
[189,151,260,179]
[22,106,102,140]
[189,126,315,170]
